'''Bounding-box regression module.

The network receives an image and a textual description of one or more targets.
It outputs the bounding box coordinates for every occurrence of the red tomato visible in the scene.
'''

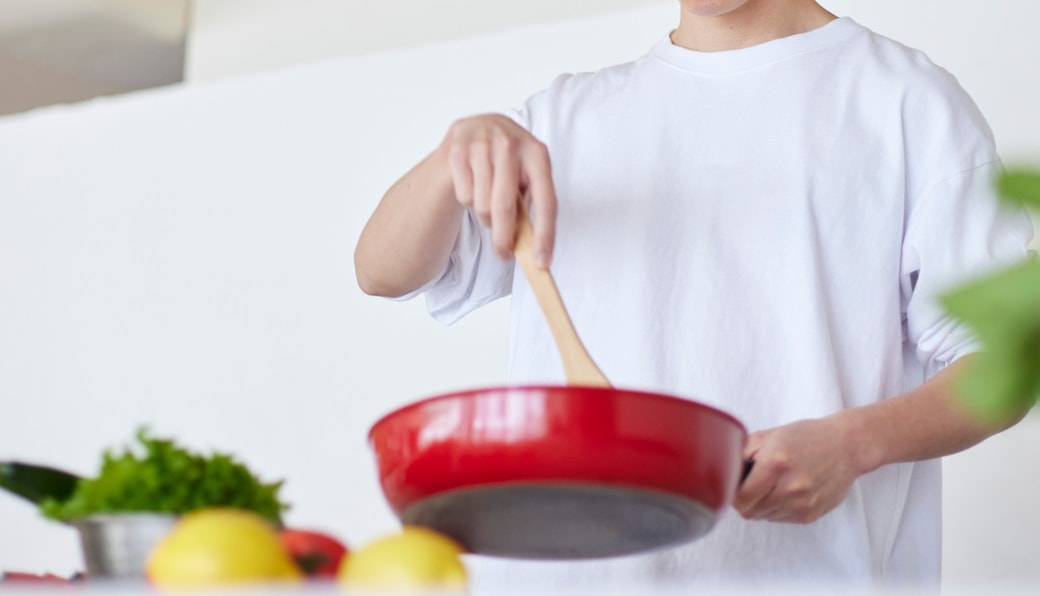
[279,529,349,577]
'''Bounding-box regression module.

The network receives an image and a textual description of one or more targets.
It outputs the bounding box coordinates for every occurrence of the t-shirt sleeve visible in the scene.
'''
[901,160,1033,374]
[416,208,515,324]
[397,106,532,325]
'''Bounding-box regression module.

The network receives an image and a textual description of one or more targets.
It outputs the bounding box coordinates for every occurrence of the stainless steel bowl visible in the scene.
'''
[73,513,177,579]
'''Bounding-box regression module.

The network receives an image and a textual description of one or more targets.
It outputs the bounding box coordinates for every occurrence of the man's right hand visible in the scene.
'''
[442,114,558,268]
[355,113,558,298]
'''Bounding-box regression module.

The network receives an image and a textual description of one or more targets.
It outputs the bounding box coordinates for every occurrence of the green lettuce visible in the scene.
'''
[40,428,288,524]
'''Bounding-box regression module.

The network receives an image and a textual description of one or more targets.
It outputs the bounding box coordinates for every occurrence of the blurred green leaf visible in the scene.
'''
[39,428,288,523]
[954,336,1040,422]
[940,166,1040,421]
[942,259,1040,419]
[942,260,1040,343]
[997,168,1040,209]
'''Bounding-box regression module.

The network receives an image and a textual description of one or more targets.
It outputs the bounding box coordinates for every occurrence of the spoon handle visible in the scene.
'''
[513,199,612,388]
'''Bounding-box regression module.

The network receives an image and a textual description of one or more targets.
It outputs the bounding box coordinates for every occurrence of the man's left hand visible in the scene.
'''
[733,415,864,524]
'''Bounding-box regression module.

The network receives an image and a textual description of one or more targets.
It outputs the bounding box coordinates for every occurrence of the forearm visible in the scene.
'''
[837,355,1028,475]
[354,144,463,298]
[736,354,1030,523]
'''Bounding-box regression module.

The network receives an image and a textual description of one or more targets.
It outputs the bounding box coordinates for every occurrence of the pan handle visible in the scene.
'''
[740,459,755,485]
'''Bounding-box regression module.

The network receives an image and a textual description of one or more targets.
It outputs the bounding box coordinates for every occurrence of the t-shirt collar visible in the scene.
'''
[650,16,863,74]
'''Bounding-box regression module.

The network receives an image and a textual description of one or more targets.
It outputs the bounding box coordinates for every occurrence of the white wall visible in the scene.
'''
[1,0,1039,586]
[0,2,678,578]
[186,0,668,82]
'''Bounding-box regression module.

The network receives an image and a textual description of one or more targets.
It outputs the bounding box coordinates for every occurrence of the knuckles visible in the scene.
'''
[758,451,793,476]
[493,135,521,158]
[444,116,549,169]
[528,141,549,160]
[448,144,470,168]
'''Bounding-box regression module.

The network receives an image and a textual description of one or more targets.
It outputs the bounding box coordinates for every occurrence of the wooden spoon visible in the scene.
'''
[513,199,612,388]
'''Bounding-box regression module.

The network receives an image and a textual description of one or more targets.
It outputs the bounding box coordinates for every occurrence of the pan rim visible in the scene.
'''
[368,384,746,444]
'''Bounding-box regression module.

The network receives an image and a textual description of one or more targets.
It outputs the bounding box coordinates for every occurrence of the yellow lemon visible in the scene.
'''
[338,526,467,589]
[146,508,302,587]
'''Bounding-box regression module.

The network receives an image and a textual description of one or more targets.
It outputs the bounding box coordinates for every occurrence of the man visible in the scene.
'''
[354,0,1032,587]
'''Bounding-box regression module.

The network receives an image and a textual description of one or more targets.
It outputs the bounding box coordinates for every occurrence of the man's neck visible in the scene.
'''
[671,0,837,52]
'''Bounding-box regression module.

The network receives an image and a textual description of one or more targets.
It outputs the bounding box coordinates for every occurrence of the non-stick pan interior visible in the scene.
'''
[401,482,717,559]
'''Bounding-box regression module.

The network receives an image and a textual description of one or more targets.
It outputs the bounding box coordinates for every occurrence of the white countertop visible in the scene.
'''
[1,581,1039,595]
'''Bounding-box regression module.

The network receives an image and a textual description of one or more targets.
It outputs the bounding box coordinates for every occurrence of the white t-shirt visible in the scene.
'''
[416,17,1032,589]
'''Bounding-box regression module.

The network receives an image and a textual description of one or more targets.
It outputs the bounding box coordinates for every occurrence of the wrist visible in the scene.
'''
[832,407,885,475]
[418,142,464,217]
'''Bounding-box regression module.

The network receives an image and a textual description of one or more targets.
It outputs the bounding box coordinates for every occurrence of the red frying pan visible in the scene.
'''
[369,205,748,559]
